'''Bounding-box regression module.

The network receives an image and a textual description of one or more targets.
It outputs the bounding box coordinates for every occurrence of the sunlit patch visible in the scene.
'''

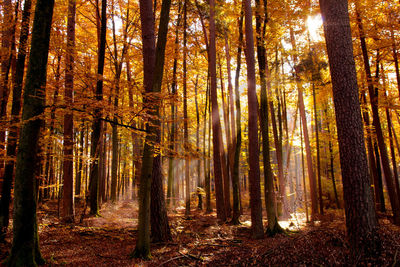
[278,212,308,230]
[242,220,252,227]
[307,14,323,41]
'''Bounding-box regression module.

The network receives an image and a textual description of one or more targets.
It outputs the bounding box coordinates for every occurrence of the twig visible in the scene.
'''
[178,251,202,261]
[392,248,398,267]
[160,255,186,266]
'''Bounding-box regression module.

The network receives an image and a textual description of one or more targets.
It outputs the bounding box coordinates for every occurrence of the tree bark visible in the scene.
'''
[319,0,380,257]
[254,0,282,234]
[62,0,76,223]
[183,0,190,216]
[289,27,318,219]
[244,0,263,239]
[231,6,244,224]
[4,0,54,264]
[134,0,172,257]
[0,0,32,236]
[89,0,107,216]
[355,6,400,224]
[209,0,226,222]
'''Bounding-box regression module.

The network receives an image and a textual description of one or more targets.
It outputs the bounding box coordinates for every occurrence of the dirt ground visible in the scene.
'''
[0,199,400,266]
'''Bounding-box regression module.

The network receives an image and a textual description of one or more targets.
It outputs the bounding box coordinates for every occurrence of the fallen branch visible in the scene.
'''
[160,255,186,266]
[178,251,202,261]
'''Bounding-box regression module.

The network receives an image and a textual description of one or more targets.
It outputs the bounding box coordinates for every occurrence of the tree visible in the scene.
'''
[355,5,400,224]
[62,0,76,223]
[319,0,380,257]
[0,0,32,237]
[254,0,283,235]
[183,0,190,216]
[244,0,264,239]
[89,0,107,216]
[209,0,226,222]
[4,0,55,264]
[133,0,172,257]
[231,5,244,224]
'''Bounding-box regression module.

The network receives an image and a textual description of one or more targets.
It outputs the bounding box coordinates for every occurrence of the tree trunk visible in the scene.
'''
[254,0,282,234]
[244,0,263,239]
[290,27,318,219]
[209,0,226,222]
[62,0,76,223]
[325,109,340,208]
[0,0,32,236]
[312,82,323,215]
[231,6,244,224]
[4,0,54,264]
[183,0,190,216]
[133,0,172,258]
[89,0,107,216]
[319,0,380,257]
[0,0,14,174]
[219,61,232,218]
[355,7,400,224]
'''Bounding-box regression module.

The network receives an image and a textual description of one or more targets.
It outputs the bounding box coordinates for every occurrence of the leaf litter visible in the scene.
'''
[0,200,399,266]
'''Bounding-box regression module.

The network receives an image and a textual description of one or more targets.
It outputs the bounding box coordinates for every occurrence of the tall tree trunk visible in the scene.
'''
[312,82,323,215]
[134,0,172,257]
[325,108,340,208]
[356,7,400,224]
[89,0,107,216]
[319,0,380,257]
[167,2,181,208]
[361,87,383,211]
[254,0,282,234]
[0,0,14,175]
[209,0,226,222]
[62,0,76,223]
[183,0,190,216]
[0,0,32,236]
[244,0,263,239]
[290,28,318,219]
[76,126,84,196]
[231,6,244,224]
[5,0,54,264]
[194,77,202,210]
[219,60,231,217]
[300,116,309,222]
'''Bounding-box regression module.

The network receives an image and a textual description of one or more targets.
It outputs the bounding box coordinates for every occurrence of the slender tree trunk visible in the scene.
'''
[209,0,226,222]
[254,0,282,234]
[0,0,14,175]
[167,3,181,208]
[89,0,107,216]
[231,6,244,224]
[361,89,382,211]
[312,82,323,215]
[319,0,380,257]
[300,116,309,222]
[244,0,263,239]
[325,109,340,208]
[5,0,54,264]
[0,0,32,236]
[194,77,203,210]
[134,0,172,257]
[76,126,84,196]
[62,0,76,223]
[219,61,232,217]
[183,0,191,216]
[290,27,318,219]
[356,7,400,224]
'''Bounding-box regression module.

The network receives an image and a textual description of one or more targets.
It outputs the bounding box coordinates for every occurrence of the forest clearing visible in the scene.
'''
[1,0,400,265]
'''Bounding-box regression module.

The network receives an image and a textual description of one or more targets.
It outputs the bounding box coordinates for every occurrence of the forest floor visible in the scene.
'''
[1,199,400,266]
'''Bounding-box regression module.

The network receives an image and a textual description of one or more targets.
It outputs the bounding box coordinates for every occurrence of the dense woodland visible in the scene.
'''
[0,0,400,265]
